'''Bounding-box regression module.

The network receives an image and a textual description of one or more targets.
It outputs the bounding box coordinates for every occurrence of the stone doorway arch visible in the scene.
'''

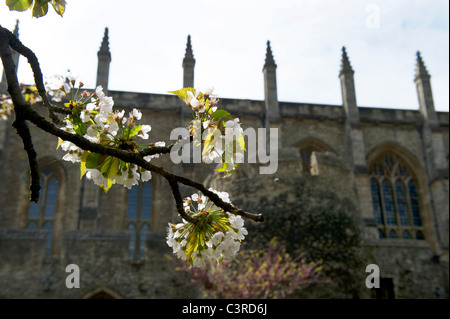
[82,287,122,299]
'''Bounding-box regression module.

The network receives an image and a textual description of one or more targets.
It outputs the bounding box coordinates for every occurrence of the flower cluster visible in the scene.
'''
[1,84,41,120]
[170,87,246,177]
[57,74,164,191]
[181,238,322,298]
[166,188,248,267]
[44,74,71,102]
[0,94,13,120]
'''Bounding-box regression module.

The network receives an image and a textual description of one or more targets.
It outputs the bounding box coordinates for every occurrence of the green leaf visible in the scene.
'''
[168,87,196,103]
[100,178,114,193]
[6,0,33,11]
[72,120,87,136]
[32,0,49,18]
[215,162,228,173]
[100,156,120,178]
[80,151,90,179]
[202,127,220,155]
[211,109,232,120]
[85,152,100,169]
[237,133,246,152]
[51,0,65,16]
[128,125,142,138]
[56,137,63,150]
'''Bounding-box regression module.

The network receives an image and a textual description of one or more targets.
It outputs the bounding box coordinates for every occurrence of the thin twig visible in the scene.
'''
[168,179,199,224]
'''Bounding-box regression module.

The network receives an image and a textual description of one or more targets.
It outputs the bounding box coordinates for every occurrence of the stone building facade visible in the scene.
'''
[0,24,448,299]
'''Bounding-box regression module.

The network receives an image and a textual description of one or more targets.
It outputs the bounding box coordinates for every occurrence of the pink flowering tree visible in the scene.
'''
[0,2,265,267]
[179,238,322,299]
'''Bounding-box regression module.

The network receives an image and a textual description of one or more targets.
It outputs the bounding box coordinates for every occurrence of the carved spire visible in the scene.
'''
[182,35,195,88]
[263,40,279,122]
[96,27,111,89]
[339,46,359,126]
[264,41,276,68]
[340,46,354,75]
[13,20,19,38]
[414,51,438,128]
[98,27,111,58]
[415,51,430,80]
[183,35,195,64]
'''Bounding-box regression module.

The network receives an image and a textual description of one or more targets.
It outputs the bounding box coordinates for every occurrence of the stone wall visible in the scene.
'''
[0,91,448,298]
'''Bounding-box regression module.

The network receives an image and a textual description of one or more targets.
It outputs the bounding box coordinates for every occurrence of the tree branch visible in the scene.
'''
[0,24,265,223]
[21,104,265,222]
[0,26,40,202]
[168,178,199,224]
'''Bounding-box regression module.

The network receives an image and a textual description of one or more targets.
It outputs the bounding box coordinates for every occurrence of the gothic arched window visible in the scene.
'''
[300,146,321,173]
[126,182,152,261]
[369,151,425,240]
[297,138,334,174]
[26,165,59,259]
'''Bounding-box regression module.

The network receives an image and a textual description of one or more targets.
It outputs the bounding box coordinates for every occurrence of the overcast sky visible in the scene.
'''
[1,0,448,111]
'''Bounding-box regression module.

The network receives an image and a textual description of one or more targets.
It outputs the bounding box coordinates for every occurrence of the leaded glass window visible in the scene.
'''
[26,166,59,259]
[369,151,425,240]
[126,182,153,261]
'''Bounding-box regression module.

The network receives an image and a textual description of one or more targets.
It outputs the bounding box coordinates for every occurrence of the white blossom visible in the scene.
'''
[80,109,91,123]
[130,108,142,120]
[62,151,81,163]
[225,118,243,136]
[85,169,108,187]
[66,71,78,84]
[201,86,215,96]
[138,125,151,139]
[187,90,200,109]
[140,170,152,182]
[95,85,106,98]
[166,189,247,267]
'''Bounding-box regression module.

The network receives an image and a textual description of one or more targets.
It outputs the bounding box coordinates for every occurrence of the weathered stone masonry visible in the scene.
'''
[0,24,448,298]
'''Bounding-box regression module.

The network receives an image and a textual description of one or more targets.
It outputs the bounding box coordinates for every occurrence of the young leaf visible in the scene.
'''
[100,178,114,193]
[168,88,196,103]
[211,109,232,120]
[6,0,33,11]
[185,232,198,264]
[100,156,120,178]
[75,123,87,136]
[32,0,49,18]
[215,162,228,173]
[80,151,90,179]
[56,137,63,150]
[128,125,142,138]
[85,152,100,169]
[52,0,65,16]
[237,133,246,152]
[202,127,220,155]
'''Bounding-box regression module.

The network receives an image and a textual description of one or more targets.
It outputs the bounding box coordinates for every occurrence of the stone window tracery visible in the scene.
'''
[26,165,60,259]
[369,151,425,240]
[126,182,152,261]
